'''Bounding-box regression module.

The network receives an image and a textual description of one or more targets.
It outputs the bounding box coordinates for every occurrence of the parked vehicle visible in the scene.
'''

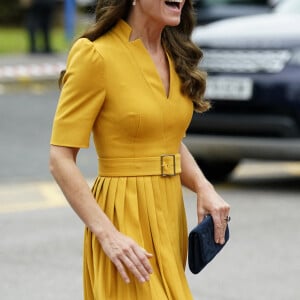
[186,0,300,181]
[193,0,272,25]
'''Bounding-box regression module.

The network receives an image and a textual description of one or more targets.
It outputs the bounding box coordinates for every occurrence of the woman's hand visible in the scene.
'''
[196,182,230,244]
[98,229,153,284]
[179,142,230,245]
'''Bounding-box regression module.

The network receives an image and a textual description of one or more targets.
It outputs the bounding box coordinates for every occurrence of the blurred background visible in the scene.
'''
[0,1,299,300]
[0,0,95,54]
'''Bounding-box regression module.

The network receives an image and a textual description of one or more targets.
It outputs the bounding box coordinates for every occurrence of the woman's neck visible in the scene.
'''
[126,14,164,54]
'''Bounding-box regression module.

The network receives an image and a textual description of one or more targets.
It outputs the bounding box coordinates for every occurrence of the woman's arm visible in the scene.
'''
[180,142,230,244]
[49,145,153,283]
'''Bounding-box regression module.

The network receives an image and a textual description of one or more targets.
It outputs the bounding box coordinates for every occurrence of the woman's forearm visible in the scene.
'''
[179,142,213,194]
[49,145,115,240]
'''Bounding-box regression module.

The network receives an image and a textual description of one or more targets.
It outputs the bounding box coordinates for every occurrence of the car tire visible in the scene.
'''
[195,159,239,182]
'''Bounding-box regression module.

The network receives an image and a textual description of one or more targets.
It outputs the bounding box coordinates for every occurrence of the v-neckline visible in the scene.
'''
[116,19,173,100]
[147,50,172,99]
[132,39,173,100]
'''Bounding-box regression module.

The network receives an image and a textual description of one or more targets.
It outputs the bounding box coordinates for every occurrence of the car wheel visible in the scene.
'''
[195,159,239,182]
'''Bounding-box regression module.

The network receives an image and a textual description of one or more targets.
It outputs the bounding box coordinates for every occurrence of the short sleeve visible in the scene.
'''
[50,38,106,148]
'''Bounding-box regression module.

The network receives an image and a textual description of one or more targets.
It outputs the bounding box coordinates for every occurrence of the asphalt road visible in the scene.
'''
[0,85,97,183]
[1,87,300,300]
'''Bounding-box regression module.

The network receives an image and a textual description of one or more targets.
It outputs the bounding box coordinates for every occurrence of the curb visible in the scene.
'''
[0,61,66,84]
[0,53,67,85]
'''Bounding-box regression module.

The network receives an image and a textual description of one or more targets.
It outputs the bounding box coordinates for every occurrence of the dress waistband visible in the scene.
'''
[98,154,181,177]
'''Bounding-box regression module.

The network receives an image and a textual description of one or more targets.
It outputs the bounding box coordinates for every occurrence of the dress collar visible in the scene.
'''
[113,19,134,43]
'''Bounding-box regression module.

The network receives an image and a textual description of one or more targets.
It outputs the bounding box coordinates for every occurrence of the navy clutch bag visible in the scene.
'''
[188,215,230,274]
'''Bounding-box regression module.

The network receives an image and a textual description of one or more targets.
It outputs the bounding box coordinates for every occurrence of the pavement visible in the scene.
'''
[1,171,300,300]
[0,52,67,85]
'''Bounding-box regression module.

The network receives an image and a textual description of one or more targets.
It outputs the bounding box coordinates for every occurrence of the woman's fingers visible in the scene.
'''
[211,214,226,244]
[121,254,147,283]
[197,187,231,244]
[122,247,153,283]
[102,235,153,284]
[212,204,231,244]
[112,258,131,284]
[133,246,153,275]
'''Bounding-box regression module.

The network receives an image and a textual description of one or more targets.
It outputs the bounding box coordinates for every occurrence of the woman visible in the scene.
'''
[49,0,230,299]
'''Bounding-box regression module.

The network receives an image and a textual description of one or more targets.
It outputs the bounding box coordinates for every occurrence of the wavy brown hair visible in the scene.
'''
[60,0,209,113]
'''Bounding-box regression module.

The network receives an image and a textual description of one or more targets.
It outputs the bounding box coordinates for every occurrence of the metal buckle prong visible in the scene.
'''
[160,154,176,176]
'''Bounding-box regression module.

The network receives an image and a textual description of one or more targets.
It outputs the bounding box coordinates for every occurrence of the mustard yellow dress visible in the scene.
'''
[51,20,194,300]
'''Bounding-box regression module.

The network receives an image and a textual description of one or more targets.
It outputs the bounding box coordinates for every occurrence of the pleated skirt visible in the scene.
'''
[83,175,194,300]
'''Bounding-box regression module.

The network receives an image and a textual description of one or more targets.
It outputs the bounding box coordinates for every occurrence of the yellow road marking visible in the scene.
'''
[38,182,67,206]
[233,161,300,178]
[0,179,94,214]
[285,162,300,176]
[0,181,67,214]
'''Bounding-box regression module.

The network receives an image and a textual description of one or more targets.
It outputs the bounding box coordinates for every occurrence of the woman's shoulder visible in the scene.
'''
[68,37,119,62]
[67,38,104,64]
[67,21,130,64]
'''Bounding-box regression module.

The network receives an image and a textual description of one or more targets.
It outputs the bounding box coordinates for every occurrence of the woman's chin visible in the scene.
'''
[165,16,181,27]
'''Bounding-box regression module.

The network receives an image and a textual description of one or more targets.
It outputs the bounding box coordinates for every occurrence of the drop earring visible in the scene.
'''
[132,0,136,5]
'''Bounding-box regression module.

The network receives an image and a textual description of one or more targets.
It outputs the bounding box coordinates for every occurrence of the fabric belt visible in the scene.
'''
[98,154,181,177]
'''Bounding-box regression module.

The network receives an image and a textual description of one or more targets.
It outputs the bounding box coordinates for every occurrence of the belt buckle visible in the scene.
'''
[160,154,176,176]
